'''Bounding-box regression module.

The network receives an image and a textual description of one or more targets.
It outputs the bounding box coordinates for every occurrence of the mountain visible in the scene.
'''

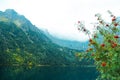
[44,30,88,51]
[0,9,87,66]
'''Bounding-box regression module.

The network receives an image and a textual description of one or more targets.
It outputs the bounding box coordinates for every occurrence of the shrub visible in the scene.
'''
[76,10,120,80]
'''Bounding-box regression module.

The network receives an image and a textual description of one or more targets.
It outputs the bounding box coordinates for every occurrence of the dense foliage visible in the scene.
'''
[76,11,120,80]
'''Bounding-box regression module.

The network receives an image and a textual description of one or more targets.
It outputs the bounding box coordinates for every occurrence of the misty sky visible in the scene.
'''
[0,0,120,41]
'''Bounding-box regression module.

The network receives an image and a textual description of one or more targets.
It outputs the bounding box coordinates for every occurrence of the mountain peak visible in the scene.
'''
[5,9,17,14]
[0,9,31,27]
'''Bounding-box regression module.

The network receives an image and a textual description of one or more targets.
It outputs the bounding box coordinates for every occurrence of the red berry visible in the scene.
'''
[111,43,117,48]
[89,39,92,42]
[83,29,86,32]
[89,48,93,51]
[89,39,96,44]
[78,21,80,23]
[94,35,97,38]
[101,44,105,47]
[112,16,116,21]
[114,43,117,46]
[101,62,106,67]
[106,24,109,27]
[114,35,119,38]
[114,23,118,26]
[112,18,116,21]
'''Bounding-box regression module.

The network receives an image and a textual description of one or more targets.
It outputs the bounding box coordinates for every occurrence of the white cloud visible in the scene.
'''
[0,0,120,41]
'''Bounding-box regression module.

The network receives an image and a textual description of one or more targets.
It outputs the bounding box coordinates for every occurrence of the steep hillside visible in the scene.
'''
[0,9,83,66]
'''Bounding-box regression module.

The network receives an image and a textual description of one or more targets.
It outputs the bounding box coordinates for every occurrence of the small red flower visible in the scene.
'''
[114,35,119,38]
[101,44,105,47]
[101,62,106,67]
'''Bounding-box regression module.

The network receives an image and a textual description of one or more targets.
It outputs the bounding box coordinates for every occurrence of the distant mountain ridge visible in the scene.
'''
[43,29,88,51]
[0,9,91,66]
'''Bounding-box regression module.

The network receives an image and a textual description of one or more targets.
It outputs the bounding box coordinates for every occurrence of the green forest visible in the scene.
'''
[0,9,89,66]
